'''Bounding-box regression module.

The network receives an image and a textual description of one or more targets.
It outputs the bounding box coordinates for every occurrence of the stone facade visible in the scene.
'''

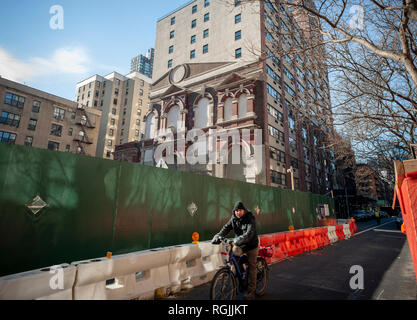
[75,71,152,159]
[0,76,101,156]
[114,141,141,163]
[116,0,338,194]
[139,61,266,184]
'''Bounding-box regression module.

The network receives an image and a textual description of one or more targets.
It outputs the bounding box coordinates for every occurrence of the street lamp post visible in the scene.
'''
[287,166,294,191]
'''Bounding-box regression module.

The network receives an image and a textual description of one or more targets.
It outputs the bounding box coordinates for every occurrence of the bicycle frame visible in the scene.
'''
[211,237,270,300]
[221,240,249,288]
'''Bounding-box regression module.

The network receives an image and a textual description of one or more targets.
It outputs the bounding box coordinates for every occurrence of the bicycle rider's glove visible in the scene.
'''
[211,236,221,245]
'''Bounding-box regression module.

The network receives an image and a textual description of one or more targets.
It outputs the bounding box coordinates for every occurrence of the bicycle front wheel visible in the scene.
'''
[210,268,237,300]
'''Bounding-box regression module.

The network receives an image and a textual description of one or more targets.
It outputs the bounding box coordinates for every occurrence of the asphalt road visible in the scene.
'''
[169,218,417,300]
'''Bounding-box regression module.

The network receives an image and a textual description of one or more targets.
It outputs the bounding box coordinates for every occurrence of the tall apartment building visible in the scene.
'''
[0,76,101,156]
[75,71,152,159]
[153,0,261,81]
[125,0,336,195]
[130,48,155,79]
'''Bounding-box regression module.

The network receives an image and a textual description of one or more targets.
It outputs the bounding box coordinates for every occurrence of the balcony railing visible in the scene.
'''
[73,134,93,145]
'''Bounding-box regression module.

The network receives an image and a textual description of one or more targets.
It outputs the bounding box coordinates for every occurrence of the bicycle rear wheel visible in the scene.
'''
[255,257,269,297]
[210,268,237,300]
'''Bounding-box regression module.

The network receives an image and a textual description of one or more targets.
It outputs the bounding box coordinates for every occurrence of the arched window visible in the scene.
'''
[145,113,156,140]
[238,94,248,118]
[195,97,210,128]
[224,98,233,121]
[167,105,180,131]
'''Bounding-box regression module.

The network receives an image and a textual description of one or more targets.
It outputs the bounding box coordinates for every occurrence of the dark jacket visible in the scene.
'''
[215,209,259,252]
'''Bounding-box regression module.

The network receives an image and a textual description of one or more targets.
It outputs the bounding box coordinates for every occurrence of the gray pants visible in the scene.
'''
[233,246,259,294]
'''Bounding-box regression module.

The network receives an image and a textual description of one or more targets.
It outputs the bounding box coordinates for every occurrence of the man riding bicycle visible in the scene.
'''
[211,201,259,300]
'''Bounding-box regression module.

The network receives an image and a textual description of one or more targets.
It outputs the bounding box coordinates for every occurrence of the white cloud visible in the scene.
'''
[0,46,90,81]
[31,47,90,75]
[0,48,36,82]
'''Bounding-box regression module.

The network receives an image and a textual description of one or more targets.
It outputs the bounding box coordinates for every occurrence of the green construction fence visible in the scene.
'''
[0,143,334,276]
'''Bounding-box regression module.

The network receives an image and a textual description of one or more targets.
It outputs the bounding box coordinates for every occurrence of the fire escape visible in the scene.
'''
[73,104,95,155]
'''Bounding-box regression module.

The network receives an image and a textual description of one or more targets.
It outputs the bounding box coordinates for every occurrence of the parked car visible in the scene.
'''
[352,210,367,221]
[380,211,389,218]
[396,213,403,229]
[365,211,375,220]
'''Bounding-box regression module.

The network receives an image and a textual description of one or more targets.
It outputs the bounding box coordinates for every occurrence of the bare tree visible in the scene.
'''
[284,0,417,87]
[328,28,416,158]
[227,0,416,164]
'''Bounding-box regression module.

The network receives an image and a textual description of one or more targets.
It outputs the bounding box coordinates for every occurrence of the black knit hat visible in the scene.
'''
[233,201,246,211]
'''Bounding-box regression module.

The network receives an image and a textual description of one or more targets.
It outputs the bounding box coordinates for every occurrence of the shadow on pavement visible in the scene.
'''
[172,219,416,300]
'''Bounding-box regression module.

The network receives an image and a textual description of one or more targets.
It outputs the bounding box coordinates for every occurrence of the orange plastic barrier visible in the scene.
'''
[271,245,284,263]
[303,229,313,251]
[285,233,297,257]
[347,220,357,235]
[294,231,305,255]
[336,225,345,241]
[396,169,417,282]
[259,234,274,248]
[349,221,355,235]
[314,229,324,248]
[273,233,287,261]
[258,224,349,265]
[321,228,330,246]
[311,229,321,250]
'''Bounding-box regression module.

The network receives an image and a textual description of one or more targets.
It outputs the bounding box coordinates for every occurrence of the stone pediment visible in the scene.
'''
[215,73,246,87]
[187,62,233,80]
[161,85,185,97]
[153,62,233,91]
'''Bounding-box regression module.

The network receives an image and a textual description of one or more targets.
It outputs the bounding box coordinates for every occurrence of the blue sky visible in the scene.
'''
[0,0,187,100]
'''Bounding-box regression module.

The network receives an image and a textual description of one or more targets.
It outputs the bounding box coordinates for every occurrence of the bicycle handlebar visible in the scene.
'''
[212,236,234,246]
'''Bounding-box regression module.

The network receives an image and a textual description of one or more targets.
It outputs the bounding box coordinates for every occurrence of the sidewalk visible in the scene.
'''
[372,236,417,300]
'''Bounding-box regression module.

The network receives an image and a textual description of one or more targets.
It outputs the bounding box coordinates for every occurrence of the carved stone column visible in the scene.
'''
[209,100,215,126]
[180,109,188,130]
[160,114,167,130]
[232,99,238,120]
[217,103,224,122]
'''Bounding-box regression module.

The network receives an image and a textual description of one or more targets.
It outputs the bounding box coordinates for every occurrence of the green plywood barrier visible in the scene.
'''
[0,143,334,276]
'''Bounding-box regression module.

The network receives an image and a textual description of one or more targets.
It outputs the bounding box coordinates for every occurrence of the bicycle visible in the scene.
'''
[210,237,270,300]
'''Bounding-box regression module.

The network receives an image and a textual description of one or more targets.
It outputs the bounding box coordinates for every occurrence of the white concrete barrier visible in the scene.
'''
[166,242,223,294]
[327,226,338,244]
[332,226,339,243]
[124,248,173,300]
[0,263,76,300]
[342,224,352,239]
[0,242,226,300]
[333,227,339,242]
[71,247,172,300]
